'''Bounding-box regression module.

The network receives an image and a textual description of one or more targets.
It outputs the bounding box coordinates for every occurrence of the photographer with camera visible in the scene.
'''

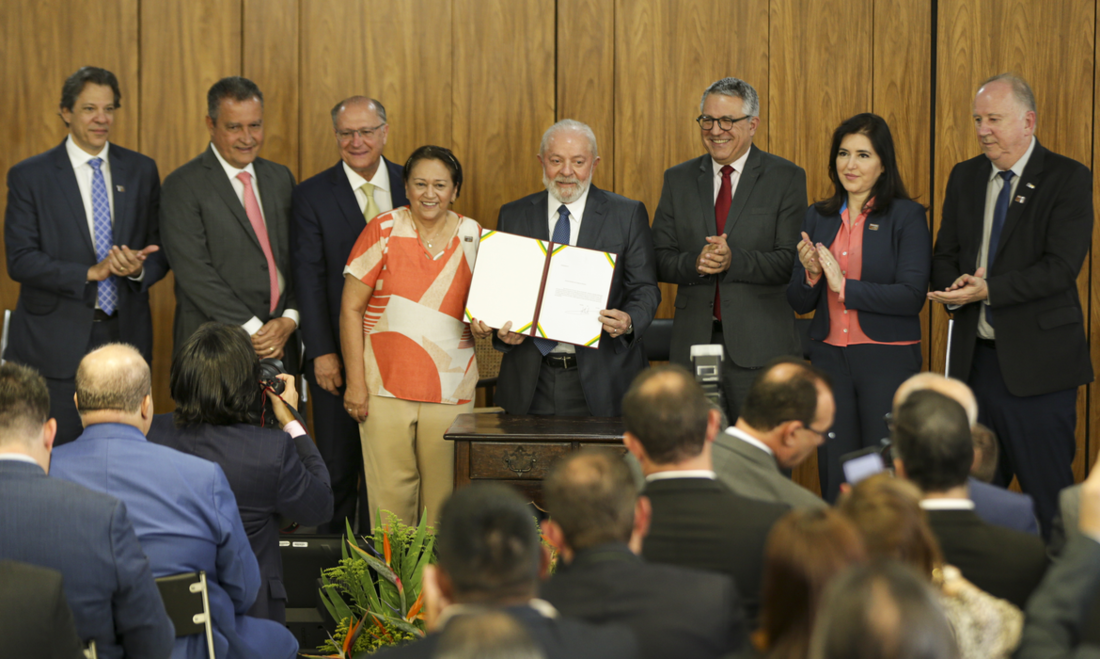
[147,322,333,624]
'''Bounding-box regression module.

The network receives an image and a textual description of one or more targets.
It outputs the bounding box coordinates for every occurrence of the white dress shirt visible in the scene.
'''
[919,498,977,511]
[343,160,394,215]
[724,426,775,457]
[711,147,752,205]
[645,470,717,483]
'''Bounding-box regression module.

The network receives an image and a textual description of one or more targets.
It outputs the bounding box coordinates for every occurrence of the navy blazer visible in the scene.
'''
[968,477,1039,536]
[787,198,930,343]
[492,185,661,417]
[291,158,409,362]
[147,414,333,623]
[4,140,167,378]
[0,460,174,659]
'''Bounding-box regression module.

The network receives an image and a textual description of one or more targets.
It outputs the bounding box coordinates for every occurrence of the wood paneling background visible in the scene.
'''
[2,0,1099,490]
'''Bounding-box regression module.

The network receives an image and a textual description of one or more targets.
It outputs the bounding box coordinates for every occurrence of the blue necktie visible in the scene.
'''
[89,158,117,315]
[535,205,571,356]
[984,170,1014,327]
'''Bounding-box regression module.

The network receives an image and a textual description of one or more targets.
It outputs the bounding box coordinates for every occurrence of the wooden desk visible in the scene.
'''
[444,414,626,506]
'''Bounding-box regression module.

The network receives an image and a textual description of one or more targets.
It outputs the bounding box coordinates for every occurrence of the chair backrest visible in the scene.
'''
[644,318,673,362]
[474,333,502,383]
[155,571,216,658]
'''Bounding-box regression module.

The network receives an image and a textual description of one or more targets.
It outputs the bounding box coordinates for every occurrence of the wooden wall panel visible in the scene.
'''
[451,0,555,230]
[933,0,1095,479]
[557,0,616,190]
[243,0,300,179]
[299,0,452,185]
[1092,9,1100,473]
[615,0,770,320]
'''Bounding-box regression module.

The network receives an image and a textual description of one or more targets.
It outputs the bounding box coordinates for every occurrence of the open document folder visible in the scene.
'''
[464,230,618,348]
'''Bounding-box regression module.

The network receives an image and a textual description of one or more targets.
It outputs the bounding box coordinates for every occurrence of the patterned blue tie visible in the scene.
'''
[89,157,117,315]
[984,170,1014,327]
[535,205,571,356]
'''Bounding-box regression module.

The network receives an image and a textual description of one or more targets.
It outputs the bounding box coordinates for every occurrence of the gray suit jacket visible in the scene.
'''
[652,146,807,368]
[161,145,297,357]
[712,429,826,509]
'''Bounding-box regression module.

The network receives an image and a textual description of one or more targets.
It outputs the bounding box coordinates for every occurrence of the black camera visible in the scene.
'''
[690,344,725,410]
[258,358,288,428]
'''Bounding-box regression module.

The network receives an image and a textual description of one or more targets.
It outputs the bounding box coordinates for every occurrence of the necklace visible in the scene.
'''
[418,216,451,249]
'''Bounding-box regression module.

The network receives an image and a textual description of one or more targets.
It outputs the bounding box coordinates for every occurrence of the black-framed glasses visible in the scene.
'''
[802,425,836,442]
[336,122,386,142]
[696,114,752,131]
[883,411,895,432]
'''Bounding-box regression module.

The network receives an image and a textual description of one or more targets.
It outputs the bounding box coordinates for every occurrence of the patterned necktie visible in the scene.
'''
[713,165,734,321]
[535,205,572,356]
[360,181,381,223]
[237,171,280,313]
[984,170,1015,327]
[89,157,117,315]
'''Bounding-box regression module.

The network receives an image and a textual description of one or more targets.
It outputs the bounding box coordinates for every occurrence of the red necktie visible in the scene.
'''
[714,165,734,321]
[237,171,279,313]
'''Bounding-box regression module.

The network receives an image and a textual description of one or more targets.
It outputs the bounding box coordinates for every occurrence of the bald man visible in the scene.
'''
[51,344,298,659]
[892,372,1038,536]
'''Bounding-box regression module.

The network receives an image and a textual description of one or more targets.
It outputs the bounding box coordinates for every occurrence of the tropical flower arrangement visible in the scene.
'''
[307,513,435,657]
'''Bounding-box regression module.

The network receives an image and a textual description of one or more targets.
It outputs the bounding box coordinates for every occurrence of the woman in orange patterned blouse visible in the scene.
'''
[340,146,480,527]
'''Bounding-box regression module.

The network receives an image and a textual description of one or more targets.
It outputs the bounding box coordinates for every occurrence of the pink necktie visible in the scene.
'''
[237,171,279,313]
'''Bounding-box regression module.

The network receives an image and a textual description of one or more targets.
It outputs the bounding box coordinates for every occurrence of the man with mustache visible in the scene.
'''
[474,120,660,416]
[161,77,300,372]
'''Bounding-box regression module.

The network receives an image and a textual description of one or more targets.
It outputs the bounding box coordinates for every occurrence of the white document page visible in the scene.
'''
[464,231,547,334]
[537,244,617,348]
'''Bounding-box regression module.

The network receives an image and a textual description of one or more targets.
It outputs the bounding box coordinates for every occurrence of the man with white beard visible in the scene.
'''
[472,120,660,416]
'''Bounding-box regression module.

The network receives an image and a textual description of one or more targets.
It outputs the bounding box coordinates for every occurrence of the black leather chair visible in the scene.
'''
[644,318,674,362]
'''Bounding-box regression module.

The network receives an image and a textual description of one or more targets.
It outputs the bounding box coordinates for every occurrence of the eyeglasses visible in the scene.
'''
[696,114,752,131]
[336,123,386,142]
[802,424,836,442]
[883,412,895,432]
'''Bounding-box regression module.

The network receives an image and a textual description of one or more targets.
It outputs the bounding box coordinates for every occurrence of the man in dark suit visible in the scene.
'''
[712,358,834,510]
[929,73,1094,537]
[0,361,173,659]
[374,483,638,659]
[0,561,86,658]
[473,119,660,417]
[621,364,789,624]
[651,77,807,421]
[539,449,747,659]
[161,76,299,370]
[291,96,407,534]
[51,344,299,659]
[4,66,167,445]
[892,389,1048,609]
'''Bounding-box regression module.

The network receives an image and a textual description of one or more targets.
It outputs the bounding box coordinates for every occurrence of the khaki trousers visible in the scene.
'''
[360,395,470,528]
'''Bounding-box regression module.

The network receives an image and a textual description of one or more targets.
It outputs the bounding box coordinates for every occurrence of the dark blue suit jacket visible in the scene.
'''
[3,140,167,378]
[0,459,174,659]
[787,199,930,342]
[291,158,409,364]
[492,186,661,416]
[147,414,333,623]
[969,477,1039,536]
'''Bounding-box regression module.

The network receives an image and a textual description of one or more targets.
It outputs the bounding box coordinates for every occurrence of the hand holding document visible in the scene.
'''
[465,231,617,348]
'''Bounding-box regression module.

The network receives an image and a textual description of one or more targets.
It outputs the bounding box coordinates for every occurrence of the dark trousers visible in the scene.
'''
[969,342,1076,540]
[307,362,370,534]
[528,358,591,416]
[811,341,922,502]
[48,316,120,447]
[710,325,761,424]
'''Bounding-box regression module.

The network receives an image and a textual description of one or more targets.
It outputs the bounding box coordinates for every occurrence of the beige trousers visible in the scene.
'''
[359,395,470,528]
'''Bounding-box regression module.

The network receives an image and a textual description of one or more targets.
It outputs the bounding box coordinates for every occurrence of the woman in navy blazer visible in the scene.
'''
[787,113,931,502]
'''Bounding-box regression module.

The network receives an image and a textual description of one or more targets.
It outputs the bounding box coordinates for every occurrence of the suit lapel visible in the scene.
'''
[203,147,262,252]
[108,146,133,244]
[969,157,993,252]
[528,192,551,241]
[329,162,369,233]
[387,158,410,208]
[255,159,284,262]
[696,156,715,234]
[724,145,762,235]
[994,141,1045,261]
[51,143,96,257]
[576,186,608,248]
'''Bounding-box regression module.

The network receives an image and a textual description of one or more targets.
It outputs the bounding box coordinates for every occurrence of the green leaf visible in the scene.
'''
[402,511,429,586]
[408,533,435,596]
[319,572,354,624]
[379,613,426,638]
[348,541,399,585]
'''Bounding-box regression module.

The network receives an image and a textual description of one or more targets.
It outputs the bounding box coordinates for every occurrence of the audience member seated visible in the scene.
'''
[0,560,88,659]
[839,474,1022,659]
[375,482,638,659]
[889,389,1048,609]
[432,611,545,659]
[1015,457,1100,658]
[808,560,959,659]
[894,373,1038,535]
[754,509,866,659]
[621,364,788,624]
[147,322,333,623]
[50,344,298,659]
[970,423,998,483]
[0,361,173,659]
[712,358,834,510]
[539,449,748,659]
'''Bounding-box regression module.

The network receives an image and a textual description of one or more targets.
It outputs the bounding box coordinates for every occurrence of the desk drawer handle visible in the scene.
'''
[503,446,537,475]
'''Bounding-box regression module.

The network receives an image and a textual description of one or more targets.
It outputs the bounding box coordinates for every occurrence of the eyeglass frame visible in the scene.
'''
[335,122,387,142]
[695,114,753,131]
[800,423,836,442]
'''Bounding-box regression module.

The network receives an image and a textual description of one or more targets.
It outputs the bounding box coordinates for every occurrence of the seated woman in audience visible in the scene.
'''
[341,146,481,528]
[786,113,930,503]
[147,321,334,624]
[838,474,1023,659]
[754,508,867,659]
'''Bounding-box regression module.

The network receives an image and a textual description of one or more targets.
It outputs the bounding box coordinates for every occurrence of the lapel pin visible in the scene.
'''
[868,223,879,231]
[116,185,125,192]
[1026,182,1035,189]
[464,236,473,242]
[1015,195,1026,204]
